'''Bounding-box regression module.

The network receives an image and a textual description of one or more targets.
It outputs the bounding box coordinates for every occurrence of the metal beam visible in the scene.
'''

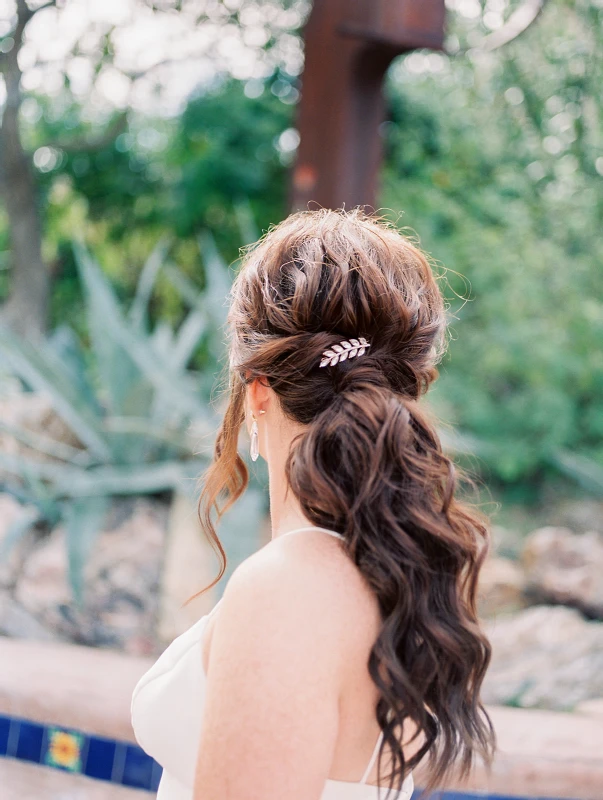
[291,0,446,211]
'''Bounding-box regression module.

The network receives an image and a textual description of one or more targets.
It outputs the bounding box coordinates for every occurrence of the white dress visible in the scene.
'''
[131,526,415,799]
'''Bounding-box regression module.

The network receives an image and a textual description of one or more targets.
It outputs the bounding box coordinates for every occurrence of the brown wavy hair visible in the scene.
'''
[197,207,495,796]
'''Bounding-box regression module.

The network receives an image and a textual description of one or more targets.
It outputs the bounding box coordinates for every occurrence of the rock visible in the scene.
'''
[14,525,72,625]
[554,499,603,535]
[14,499,168,652]
[90,500,165,650]
[0,389,83,459]
[482,605,603,711]
[521,526,603,619]
[0,595,58,640]
[491,524,525,559]
[478,556,527,617]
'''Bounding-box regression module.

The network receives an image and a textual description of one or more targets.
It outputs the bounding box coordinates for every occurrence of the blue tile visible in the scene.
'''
[412,792,565,800]
[150,759,163,791]
[15,720,44,763]
[84,736,116,782]
[0,715,10,756]
[0,712,574,800]
[500,794,560,800]
[5,717,20,758]
[111,741,127,784]
[121,744,155,790]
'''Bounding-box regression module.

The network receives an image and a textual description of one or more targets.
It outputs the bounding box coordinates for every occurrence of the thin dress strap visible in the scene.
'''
[279,526,345,540]
[361,708,395,785]
[360,729,385,784]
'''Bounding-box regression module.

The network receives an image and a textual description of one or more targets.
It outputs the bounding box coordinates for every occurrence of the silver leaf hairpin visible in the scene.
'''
[319,337,371,368]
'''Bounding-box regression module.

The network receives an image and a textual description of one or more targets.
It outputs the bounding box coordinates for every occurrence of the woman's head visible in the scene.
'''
[199,207,495,796]
[229,206,446,413]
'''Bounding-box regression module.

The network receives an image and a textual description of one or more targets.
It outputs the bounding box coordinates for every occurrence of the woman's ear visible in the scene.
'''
[247,376,271,416]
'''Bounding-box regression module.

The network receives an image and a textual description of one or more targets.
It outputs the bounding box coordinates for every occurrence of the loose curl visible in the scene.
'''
[197,207,495,797]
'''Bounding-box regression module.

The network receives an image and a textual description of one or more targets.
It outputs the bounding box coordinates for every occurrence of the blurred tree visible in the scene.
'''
[0,0,55,338]
[1,0,601,496]
[290,0,543,210]
[30,73,297,332]
[381,0,603,493]
[167,76,294,240]
[0,0,133,336]
[0,0,306,337]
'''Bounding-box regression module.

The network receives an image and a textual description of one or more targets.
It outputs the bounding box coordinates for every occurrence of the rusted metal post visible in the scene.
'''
[291,0,446,211]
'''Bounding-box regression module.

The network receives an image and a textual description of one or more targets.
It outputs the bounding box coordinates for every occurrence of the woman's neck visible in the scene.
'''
[266,445,314,540]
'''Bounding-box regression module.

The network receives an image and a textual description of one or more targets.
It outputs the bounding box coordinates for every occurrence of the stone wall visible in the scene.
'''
[0,495,168,656]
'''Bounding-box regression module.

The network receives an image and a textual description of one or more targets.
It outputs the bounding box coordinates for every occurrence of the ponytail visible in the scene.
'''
[287,381,493,795]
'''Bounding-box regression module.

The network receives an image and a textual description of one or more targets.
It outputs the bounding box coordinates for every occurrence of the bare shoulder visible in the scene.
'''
[214,529,378,664]
[197,530,376,798]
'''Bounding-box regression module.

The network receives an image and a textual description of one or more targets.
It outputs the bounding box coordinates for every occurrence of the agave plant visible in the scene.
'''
[0,216,265,605]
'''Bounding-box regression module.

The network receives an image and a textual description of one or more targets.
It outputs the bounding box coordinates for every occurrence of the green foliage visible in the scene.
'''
[24,75,294,331]
[3,1,601,504]
[381,0,603,493]
[167,77,294,245]
[0,237,230,604]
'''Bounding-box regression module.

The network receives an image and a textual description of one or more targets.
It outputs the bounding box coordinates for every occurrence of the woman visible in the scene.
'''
[131,208,495,800]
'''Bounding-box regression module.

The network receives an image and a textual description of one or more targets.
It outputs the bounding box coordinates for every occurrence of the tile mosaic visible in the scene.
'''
[44,727,84,772]
[421,794,563,800]
[83,736,116,782]
[150,759,163,791]
[15,720,44,763]
[0,715,10,757]
[111,741,128,784]
[0,712,582,800]
[5,716,19,758]
[122,743,155,790]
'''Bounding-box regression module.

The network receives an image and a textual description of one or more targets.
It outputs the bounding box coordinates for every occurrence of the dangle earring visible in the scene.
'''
[250,414,259,461]
[250,410,265,462]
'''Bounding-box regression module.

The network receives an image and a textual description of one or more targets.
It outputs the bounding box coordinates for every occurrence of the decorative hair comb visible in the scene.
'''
[319,337,371,368]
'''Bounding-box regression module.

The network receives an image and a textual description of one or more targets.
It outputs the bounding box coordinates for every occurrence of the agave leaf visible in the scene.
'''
[130,236,171,332]
[74,242,152,427]
[73,243,207,420]
[0,419,91,466]
[103,416,199,455]
[48,325,102,417]
[0,452,69,489]
[150,321,176,362]
[0,462,61,528]
[64,495,109,607]
[0,453,65,514]
[62,460,202,497]
[0,451,201,497]
[0,329,111,461]
[198,230,231,335]
[171,309,206,372]
[0,506,42,561]
[163,263,206,312]
[21,469,62,527]
[0,478,37,509]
